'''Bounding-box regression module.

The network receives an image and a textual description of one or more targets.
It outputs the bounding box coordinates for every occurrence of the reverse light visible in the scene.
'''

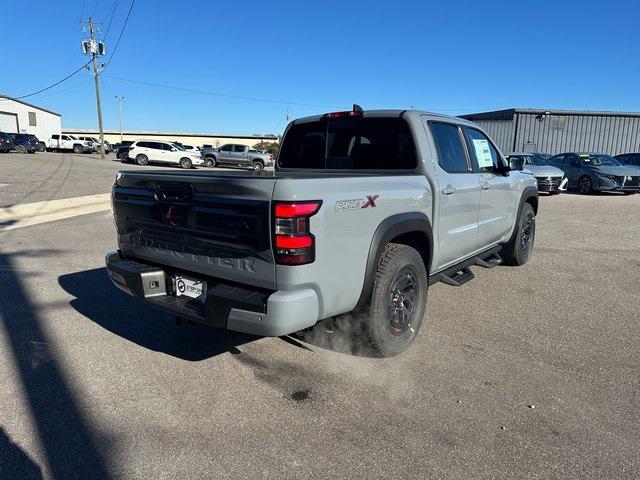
[273,201,322,265]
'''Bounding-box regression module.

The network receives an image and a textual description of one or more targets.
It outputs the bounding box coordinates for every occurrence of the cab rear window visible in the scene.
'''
[278,117,417,170]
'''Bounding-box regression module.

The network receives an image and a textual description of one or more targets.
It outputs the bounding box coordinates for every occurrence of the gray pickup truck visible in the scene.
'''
[201,143,273,171]
[106,107,538,356]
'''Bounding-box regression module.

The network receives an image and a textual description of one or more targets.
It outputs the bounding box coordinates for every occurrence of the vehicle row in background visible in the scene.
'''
[506,151,640,195]
[122,140,204,168]
[548,152,640,194]
[201,144,273,171]
[506,153,568,194]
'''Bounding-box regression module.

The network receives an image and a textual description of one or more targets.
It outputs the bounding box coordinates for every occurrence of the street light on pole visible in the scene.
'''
[115,96,124,143]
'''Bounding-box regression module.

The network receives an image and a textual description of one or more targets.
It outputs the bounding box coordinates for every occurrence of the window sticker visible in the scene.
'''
[472,139,494,168]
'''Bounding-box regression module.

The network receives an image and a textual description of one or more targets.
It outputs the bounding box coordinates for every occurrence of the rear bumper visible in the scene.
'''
[105,250,319,336]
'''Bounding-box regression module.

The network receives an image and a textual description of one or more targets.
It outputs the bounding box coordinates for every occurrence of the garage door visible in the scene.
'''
[0,112,18,133]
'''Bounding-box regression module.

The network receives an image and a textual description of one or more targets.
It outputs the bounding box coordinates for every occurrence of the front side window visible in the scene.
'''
[429,122,470,173]
[464,128,501,172]
[279,116,416,170]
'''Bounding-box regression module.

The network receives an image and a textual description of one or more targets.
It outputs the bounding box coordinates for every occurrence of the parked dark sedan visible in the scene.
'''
[0,132,15,153]
[548,152,640,194]
[8,133,38,153]
[615,153,640,167]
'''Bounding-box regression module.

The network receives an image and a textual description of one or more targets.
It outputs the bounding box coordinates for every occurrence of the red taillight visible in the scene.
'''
[273,201,321,265]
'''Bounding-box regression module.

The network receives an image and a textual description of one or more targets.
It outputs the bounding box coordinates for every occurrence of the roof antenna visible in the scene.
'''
[352,104,363,113]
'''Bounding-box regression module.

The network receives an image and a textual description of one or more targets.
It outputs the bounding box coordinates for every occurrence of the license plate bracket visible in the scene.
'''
[175,275,206,302]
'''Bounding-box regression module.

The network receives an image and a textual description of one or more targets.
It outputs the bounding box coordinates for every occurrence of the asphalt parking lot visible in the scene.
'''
[0,152,639,479]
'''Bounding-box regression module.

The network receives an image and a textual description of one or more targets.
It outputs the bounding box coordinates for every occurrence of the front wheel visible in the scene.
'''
[180,157,193,169]
[578,175,594,194]
[503,202,535,266]
[203,157,215,167]
[365,243,428,357]
[252,160,264,172]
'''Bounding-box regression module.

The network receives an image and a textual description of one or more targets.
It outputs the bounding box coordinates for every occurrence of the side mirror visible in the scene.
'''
[508,157,525,171]
[171,147,177,151]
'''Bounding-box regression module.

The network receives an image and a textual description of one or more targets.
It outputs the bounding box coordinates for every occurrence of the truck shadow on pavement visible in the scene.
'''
[58,267,258,361]
[0,251,112,480]
[0,427,43,480]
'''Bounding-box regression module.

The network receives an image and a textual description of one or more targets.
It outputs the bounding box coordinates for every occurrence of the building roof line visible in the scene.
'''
[0,96,61,116]
[62,128,278,140]
[461,107,640,120]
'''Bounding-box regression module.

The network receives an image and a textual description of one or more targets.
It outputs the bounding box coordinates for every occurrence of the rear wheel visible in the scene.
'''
[73,144,83,154]
[252,160,264,172]
[135,154,149,166]
[578,175,593,194]
[16,144,26,154]
[180,157,193,169]
[365,243,428,357]
[503,202,535,266]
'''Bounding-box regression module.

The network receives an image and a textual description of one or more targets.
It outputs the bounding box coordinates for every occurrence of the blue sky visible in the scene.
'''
[1,0,639,135]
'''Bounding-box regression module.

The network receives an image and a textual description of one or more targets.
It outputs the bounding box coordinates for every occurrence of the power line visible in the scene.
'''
[91,0,100,17]
[103,74,344,108]
[2,61,91,100]
[103,0,119,39]
[103,0,135,70]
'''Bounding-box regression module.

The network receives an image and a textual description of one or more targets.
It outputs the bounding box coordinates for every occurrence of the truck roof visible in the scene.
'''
[291,109,472,125]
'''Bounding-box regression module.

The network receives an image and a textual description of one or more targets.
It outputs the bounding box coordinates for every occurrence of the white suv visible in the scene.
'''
[127,140,204,168]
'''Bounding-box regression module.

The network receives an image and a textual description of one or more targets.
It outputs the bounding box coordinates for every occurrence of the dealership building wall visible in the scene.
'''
[63,129,278,148]
[0,96,62,140]
[460,108,640,156]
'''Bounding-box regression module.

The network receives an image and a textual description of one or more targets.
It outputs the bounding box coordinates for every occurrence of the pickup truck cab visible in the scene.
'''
[201,143,273,171]
[48,134,93,153]
[106,108,537,356]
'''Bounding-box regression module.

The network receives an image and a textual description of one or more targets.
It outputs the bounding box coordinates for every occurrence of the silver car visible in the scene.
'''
[507,153,568,194]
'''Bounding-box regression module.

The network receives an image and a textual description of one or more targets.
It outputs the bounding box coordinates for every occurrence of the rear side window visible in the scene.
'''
[464,127,501,172]
[429,122,470,173]
[278,117,416,170]
[234,145,246,153]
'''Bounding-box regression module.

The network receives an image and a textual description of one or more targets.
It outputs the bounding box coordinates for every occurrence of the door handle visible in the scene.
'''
[481,183,490,190]
[442,187,456,195]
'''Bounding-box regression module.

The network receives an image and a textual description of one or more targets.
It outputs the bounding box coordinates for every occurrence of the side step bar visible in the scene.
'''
[429,246,502,287]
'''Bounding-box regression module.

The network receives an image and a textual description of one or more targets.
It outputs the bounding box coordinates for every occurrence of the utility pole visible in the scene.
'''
[83,18,106,159]
[115,96,124,143]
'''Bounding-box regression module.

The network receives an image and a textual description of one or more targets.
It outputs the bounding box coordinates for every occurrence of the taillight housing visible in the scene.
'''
[273,201,322,265]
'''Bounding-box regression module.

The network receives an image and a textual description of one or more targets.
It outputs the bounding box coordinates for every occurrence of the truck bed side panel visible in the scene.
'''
[273,175,431,319]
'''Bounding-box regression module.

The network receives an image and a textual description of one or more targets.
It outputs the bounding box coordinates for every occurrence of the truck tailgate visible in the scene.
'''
[113,171,277,289]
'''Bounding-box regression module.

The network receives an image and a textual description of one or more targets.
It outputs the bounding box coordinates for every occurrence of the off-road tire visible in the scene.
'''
[365,243,428,357]
[73,144,83,154]
[502,202,535,266]
[136,154,149,166]
[578,175,594,194]
[180,157,193,169]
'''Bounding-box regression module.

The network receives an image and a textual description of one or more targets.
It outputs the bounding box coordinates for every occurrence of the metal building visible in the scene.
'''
[460,108,640,156]
[0,96,62,140]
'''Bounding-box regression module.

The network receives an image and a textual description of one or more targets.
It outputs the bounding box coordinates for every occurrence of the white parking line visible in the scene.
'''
[0,194,112,232]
